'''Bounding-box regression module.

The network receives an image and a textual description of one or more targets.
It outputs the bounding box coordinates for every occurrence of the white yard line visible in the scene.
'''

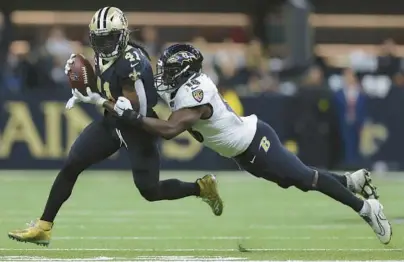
[1,257,404,262]
[248,224,366,229]
[1,221,369,230]
[0,248,402,252]
[51,236,379,240]
[4,210,191,216]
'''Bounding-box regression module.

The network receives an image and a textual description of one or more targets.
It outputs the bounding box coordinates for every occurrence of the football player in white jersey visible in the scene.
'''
[110,43,391,244]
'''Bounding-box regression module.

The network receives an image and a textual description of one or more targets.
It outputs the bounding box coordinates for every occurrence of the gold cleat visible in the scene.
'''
[197,174,223,216]
[8,220,53,247]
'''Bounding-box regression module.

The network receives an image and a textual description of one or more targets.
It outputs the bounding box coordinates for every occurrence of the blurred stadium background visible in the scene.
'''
[1,0,404,261]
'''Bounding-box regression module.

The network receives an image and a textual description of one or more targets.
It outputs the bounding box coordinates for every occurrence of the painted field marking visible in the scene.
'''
[0,248,402,252]
[0,256,245,261]
[50,236,380,241]
[1,257,404,262]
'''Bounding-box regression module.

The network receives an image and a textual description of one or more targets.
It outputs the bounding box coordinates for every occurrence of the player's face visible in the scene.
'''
[89,30,123,59]
[155,61,179,92]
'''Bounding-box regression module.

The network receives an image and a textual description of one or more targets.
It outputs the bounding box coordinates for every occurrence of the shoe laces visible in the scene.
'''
[25,220,37,228]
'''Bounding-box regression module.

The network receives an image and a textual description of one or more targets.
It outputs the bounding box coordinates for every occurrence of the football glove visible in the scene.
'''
[72,87,106,106]
[65,90,80,110]
[64,53,76,75]
[114,96,133,116]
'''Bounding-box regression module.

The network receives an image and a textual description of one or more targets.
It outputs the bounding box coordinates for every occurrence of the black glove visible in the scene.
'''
[120,109,143,126]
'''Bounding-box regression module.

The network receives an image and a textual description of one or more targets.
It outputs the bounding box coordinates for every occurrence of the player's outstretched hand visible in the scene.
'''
[65,90,80,110]
[64,54,76,75]
[72,87,106,106]
[114,97,133,116]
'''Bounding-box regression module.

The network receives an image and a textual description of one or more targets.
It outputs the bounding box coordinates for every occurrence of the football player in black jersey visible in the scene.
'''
[8,7,223,246]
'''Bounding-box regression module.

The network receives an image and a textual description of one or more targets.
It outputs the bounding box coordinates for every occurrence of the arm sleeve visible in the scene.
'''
[134,79,147,116]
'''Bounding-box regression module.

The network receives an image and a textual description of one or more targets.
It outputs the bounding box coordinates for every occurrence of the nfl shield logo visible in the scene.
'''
[192,89,204,102]
[69,73,79,81]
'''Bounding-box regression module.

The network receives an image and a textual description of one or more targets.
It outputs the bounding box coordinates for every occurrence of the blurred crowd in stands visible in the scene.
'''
[1,24,404,97]
[1,13,404,168]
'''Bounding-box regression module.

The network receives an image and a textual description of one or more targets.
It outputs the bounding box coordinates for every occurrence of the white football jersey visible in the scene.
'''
[159,73,257,158]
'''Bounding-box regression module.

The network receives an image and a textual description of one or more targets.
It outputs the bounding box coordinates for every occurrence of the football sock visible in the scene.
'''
[160,179,200,199]
[311,167,347,187]
[329,172,348,187]
[40,172,78,222]
[315,170,364,212]
[140,180,200,201]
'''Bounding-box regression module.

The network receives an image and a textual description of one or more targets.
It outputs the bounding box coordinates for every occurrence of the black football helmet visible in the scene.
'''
[154,43,203,92]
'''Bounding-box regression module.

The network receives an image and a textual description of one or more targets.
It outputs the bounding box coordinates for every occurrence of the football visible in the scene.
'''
[67,54,98,95]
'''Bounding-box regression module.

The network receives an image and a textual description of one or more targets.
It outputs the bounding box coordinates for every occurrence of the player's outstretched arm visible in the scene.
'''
[115,97,203,139]
[141,108,203,139]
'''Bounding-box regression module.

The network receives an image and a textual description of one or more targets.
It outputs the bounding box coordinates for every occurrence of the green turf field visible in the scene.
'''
[0,170,403,261]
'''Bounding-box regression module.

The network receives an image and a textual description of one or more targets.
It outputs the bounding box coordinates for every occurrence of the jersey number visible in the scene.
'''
[97,77,113,100]
[125,52,141,81]
[185,78,201,90]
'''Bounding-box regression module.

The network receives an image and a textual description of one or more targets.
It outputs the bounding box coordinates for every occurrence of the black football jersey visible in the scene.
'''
[94,45,158,115]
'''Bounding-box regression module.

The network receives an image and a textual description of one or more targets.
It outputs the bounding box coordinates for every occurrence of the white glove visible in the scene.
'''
[64,54,76,75]
[73,87,106,106]
[65,90,80,110]
[114,96,133,116]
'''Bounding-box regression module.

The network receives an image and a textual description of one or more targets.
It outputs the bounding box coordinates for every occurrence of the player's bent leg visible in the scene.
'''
[123,128,223,216]
[125,130,200,201]
[235,120,391,244]
[235,120,364,211]
[135,174,223,216]
[8,120,121,246]
[135,172,200,201]
[277,148,390,243]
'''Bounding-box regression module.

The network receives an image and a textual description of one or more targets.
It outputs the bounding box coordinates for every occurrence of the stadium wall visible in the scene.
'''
[0,88,403,170]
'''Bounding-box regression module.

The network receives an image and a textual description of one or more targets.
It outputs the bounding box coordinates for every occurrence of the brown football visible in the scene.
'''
[67,54,98,95]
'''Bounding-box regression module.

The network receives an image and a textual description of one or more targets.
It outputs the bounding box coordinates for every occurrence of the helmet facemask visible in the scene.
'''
[155,59,192,93]
[89,29,129,60]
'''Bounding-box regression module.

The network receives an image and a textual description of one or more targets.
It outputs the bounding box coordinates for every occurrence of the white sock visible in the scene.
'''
[359,200,370,215]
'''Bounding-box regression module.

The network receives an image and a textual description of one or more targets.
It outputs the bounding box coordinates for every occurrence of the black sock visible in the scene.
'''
[329,172,348,187]
[315,171,363,212]
[157,179,200,200]
[40,173,78,222]
[321,170,347,187]
[311,167,347,187]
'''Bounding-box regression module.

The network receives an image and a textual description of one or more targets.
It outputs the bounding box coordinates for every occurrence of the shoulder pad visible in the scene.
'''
[174,74,216,110]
